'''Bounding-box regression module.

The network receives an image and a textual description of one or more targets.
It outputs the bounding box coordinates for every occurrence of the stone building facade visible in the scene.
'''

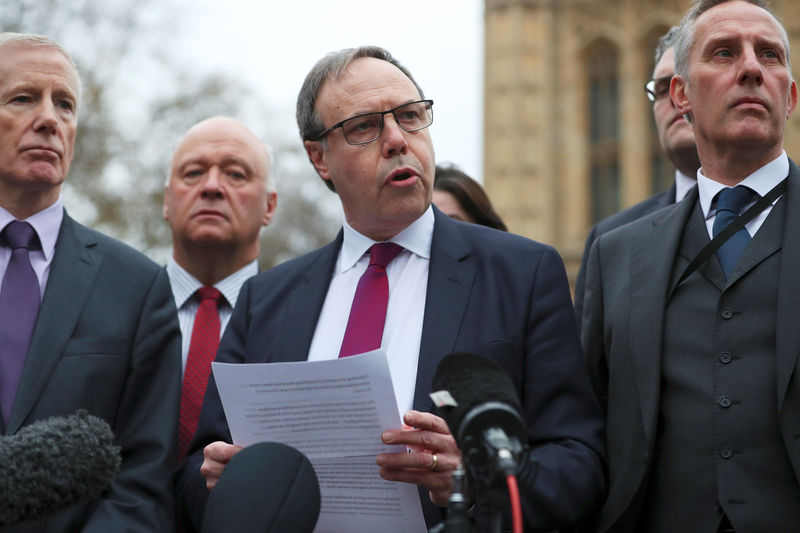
[483,0,800,285]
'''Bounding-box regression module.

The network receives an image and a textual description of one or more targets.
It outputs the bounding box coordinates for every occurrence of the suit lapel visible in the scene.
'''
[413,210,475,412]
[7,214,101,433]
[628,188,697,447]
[776,163,800,411]
[270,234,341,363]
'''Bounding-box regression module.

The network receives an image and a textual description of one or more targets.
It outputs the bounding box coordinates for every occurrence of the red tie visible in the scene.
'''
[339,243,404,358]
[179,286,223,459]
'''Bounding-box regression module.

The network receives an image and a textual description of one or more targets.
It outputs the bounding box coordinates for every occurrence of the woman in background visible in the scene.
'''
[433,164,508,231]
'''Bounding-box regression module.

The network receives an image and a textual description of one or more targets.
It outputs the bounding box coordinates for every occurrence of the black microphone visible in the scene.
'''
[0,409,121,526]
[431,352,527,490]
[201,442,320,533]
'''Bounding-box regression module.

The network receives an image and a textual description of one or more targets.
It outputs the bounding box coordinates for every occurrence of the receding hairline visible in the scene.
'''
[674,0,791,81]
[0,33,80,83]
[169,117,274,192]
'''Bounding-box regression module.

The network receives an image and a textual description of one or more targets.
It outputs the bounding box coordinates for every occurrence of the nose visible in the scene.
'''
[381,114,409,158]
[32,100,59,135]
[201,167,225,199]
[738,47,764,85]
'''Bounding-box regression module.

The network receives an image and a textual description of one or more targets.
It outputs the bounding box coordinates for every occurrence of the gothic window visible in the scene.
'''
[588,40,620,223]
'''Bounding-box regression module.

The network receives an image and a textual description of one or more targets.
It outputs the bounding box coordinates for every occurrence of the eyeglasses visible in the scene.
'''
[314,99,434,145]
[645,75,673,103]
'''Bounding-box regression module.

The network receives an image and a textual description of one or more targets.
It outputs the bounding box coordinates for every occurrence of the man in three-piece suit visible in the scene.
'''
[573,25,700,325]
[582,1,800,531]
[0,33,181,531]
[176,45,605,531]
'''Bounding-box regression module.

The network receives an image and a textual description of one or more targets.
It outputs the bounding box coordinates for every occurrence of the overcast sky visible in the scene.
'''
[175,0,484,180]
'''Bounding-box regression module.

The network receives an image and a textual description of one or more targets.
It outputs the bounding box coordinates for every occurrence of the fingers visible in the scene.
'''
[376,450,458,508]
[200,441,243,490]
[377,411,463,508]
[381,411,455,451]
[402,410,452,434]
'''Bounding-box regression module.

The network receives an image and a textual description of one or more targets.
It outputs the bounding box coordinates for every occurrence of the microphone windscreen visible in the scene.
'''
[202,442,320,533]
[0,410,121,525]
[431,352,522,439]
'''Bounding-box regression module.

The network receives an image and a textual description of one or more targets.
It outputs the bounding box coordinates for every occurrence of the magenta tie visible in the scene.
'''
[339,243,404,358]
[0,221,41,424]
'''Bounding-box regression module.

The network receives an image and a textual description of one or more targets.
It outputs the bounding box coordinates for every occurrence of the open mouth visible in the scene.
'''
[392,171,412,182]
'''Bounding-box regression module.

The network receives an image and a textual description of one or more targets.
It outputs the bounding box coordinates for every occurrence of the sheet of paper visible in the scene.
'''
[212,350,427,533]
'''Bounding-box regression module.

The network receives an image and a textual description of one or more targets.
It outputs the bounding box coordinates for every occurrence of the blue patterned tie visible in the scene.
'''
[0,221,41,423]
[712,186,757,279]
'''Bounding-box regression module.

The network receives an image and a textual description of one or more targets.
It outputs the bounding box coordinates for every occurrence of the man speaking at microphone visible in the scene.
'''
[176,45,604,531]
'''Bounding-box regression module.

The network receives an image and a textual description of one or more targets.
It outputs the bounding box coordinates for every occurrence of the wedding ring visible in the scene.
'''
[430,453,438,471]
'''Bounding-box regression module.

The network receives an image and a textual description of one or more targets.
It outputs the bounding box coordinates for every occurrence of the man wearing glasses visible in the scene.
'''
[177,46,604,532]
[574,26,701,326]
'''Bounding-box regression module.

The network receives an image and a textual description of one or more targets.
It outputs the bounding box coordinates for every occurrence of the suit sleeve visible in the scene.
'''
[581,236,609,411]
[175,278,251,532]
[514,247,606,528]
[83,267,182,533]
[574,224,599,331]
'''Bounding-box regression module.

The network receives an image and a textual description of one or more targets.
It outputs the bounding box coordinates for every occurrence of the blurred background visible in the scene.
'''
[6,0,800,284]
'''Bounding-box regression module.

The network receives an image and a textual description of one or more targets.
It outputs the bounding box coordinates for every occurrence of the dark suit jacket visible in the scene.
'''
[3,213,181,533]
[177,207,605,532]
[580,164,800,531]
[573,185,675,328]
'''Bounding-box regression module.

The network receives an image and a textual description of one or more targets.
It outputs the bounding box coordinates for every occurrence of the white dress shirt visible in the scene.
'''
[166,257,257,377]
[308,206,434,417]
[674,170,696,204]
[0,197,64,300]
[698,151,788,238]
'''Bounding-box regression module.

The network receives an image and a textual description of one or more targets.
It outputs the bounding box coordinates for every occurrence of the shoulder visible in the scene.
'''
[61,215,162,278]
[244,236,340,292]
[435,213,563,268]
[592,189,673,238]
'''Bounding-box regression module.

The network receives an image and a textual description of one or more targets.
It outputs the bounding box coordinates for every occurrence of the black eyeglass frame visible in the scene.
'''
[645,75,674,103]
[313,99,434,145]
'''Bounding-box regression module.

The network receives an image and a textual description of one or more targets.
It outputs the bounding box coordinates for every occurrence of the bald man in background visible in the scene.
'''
[163,117,277,461]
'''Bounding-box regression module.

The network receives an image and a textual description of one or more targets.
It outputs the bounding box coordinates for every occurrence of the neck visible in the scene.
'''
[697,144,783,187]
[0,185,60,220]
[172,245,257,286]
[672,150,701,179]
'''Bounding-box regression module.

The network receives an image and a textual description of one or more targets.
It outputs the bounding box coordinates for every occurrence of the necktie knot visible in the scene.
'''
[196,286,222,304]
[716,185,757,217]
[3,221,39,251]
[368,242,404,269]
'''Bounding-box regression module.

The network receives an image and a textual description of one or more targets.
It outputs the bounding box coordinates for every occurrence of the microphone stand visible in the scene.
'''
[444,464,474,533]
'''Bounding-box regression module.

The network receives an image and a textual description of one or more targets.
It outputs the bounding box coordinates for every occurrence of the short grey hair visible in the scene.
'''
[673,0,790,81]
[654,26,680,67]
[296,45,424,143]
[0,32,82,103]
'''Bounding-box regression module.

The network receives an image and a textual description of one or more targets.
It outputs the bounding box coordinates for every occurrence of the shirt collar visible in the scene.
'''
[339,205,434,273]
[698,150,788,218]
[166,257,257,309]
[0,196,63,261]
[674,170,696,203]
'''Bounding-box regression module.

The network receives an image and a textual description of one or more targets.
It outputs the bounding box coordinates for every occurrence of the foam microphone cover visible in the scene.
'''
[431,352,523,441]
[202,442,321,533]
[0,410,121,525]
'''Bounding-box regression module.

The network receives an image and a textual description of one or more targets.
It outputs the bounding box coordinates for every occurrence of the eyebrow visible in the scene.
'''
[178,155,254,174]
[345,98,421,119]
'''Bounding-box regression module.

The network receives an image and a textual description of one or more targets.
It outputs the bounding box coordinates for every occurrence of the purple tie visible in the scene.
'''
[339,243,404,358]
[0,221,41,423]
